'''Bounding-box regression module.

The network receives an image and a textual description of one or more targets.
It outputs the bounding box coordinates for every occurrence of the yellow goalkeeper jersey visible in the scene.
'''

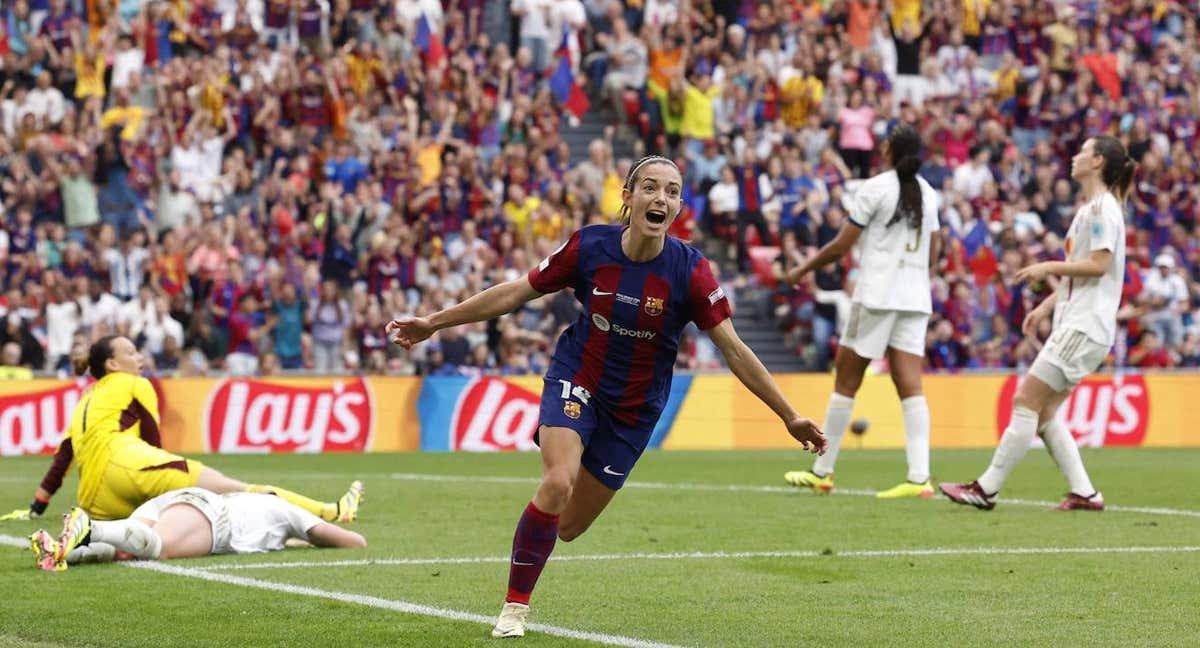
[69,373,161,507]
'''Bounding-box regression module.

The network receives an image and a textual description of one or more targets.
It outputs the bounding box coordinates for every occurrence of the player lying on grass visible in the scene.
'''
[388,155,826,639]
[5,336,362,525]
[30,487,367,571]
[782,124,940,499]
[941,136,1136,511]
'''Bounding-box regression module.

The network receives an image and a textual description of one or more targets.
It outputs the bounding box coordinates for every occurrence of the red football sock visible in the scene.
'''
[505,501,560,605]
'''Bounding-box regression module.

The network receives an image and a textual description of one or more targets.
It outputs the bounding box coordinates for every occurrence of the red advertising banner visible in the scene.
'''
[450,377,542,452]
[995,374,1150,447]
[0,377,420,457]
[0,380,88,456]
[204,377,376,454]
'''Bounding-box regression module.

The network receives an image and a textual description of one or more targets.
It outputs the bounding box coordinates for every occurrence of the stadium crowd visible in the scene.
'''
[0,0,1198,378]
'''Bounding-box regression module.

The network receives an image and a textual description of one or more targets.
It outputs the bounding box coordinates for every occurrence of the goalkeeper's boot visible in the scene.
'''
[939,481,996,510]
[784,470,834,494]
[876,480,935,499]
[336,481,365,523]
[30,529,64,572]
[491,602,530,638]
[1054,491,1104,511]
[56,506,92,564]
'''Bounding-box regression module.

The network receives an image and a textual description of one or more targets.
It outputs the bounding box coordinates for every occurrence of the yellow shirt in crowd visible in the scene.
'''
[680,84,721,140]
[599,172,625,221]
[503,196,541,242]
[781,75,823,128]
[961,0,990,37]
[74,53,107,100]
[100,106,146,140]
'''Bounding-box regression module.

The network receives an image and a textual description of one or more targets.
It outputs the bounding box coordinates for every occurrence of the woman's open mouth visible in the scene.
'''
[646,209,667,224]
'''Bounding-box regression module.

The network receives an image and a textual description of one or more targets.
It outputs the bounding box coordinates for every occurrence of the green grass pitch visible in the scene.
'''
[1,448,1197,647]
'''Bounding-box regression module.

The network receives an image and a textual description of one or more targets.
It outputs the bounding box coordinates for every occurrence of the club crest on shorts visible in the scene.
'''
[644,296,664,316]
[563,401,582,420]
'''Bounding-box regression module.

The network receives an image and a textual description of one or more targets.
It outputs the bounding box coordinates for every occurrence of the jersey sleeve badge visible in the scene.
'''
[563,401,582,420]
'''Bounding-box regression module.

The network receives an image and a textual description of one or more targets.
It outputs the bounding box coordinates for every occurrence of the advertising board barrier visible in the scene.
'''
[1,372,1197,457]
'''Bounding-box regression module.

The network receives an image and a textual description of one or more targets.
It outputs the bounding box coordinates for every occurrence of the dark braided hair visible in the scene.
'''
[885,124,925,229]
[619,155,681,223]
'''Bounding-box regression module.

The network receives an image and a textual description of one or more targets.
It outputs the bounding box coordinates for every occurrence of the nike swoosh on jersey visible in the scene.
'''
[592,288,613,296]
[602,465,625,476]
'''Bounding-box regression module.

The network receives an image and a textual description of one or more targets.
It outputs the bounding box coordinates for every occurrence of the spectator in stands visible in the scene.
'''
[268,281,307,370]
[0,313,43,369]
[1141,253,1189,348]
[309,278,349,373]
[0,341,34,379]
[0,0,1196,379]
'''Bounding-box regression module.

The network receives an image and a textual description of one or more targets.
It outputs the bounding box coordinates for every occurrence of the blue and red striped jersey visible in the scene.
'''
[527,225,732,424]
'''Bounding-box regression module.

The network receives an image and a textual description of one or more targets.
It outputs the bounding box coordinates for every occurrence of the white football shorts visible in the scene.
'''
[129,487,233,554]
[840,304,929,360]
[1029,327,1110,392]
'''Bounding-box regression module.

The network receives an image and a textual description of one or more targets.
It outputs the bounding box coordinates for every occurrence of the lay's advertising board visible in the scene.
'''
[0,373,1197,457]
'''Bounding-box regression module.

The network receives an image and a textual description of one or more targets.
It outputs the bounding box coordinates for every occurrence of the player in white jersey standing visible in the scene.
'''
[31,488,367,570]
[942,135,1136,511]
[783,125,941,498]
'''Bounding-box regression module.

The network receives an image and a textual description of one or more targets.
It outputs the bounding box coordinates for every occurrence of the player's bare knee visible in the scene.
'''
[834,376,862,397]
[1012,392,1041,414]
[538,472,574,509]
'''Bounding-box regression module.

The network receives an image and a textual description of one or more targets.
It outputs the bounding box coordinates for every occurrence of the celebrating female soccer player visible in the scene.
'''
[386,155,825,638]
[782,124,941,499]
[23,336,362,531]
[941,136,1135,511]
[31,488,366,571]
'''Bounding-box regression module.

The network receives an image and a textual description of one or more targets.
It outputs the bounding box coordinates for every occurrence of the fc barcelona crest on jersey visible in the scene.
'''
[644,296,664,317]
[563,401,582,419]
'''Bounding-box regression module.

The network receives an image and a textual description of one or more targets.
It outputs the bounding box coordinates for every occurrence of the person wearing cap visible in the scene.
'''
[1140,253,1188,347]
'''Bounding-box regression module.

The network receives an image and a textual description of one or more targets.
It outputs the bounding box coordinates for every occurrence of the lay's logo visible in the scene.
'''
[996,374,1148,447]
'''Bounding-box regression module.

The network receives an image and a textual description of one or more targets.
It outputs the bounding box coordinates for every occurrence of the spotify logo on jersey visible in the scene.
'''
[592,313,655,339]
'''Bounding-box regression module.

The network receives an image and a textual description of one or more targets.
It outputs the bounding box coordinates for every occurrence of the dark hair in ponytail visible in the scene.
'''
[618,155,680,224]
[76,335,119,379]
[886,124,924,229]
[1091,135,1137,204]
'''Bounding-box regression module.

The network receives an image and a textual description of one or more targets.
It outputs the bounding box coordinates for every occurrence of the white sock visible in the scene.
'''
[901,396,931,483]
[91,520,163,560]
[812,393,855,476]
[1040,420,1097,496]
[978,405,1039,495]
[67,542,117,565]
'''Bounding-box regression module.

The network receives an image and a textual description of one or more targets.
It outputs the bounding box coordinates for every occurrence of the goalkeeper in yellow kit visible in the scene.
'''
[17,336,362,531]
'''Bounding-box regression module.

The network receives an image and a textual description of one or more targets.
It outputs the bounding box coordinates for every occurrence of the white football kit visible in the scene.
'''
[1030,191,1126,391]
[131,488,324,555]
[842,171,940,359]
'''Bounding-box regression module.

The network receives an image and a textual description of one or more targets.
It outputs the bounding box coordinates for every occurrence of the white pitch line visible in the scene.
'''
[385,472,1200,519]
[194,545,1200,572]
[123,560,687,648]
[0,533,684,648]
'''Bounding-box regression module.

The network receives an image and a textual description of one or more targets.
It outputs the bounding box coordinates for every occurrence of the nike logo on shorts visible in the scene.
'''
[602,465,625,476]
[512,560,535,566]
